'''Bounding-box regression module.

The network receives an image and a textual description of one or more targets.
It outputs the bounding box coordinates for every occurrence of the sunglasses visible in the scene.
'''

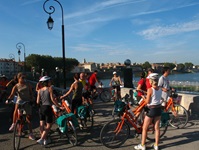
[21,76,26,79]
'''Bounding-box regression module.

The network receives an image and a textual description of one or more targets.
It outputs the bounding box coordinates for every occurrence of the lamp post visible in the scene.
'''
[9,53,15,75]
[55,67,60,87]
[43,0,66,89]
[41,68,45,77]
[16,42,26,72]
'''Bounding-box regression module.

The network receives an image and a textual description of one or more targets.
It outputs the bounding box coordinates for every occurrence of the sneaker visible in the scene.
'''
[153,144,159,150]
[44,138,51,145]
[9,123,15,131]
[134,144,146,150]
[29,134,36,140]
[37,138,44,145]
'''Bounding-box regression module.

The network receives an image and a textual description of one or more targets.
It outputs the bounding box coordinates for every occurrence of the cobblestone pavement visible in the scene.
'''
[0,99,199,150]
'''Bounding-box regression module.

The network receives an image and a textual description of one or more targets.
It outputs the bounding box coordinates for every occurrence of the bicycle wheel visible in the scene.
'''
[66,120,77,146]
[168,104,188,129]
[100,119,130,148]
[99,89,111,102]
[80,109,94,132]
[146,120,168,141]
[13,120,22,150]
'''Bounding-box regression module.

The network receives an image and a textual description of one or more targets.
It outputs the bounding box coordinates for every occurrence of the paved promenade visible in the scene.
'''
[0,99,199,150]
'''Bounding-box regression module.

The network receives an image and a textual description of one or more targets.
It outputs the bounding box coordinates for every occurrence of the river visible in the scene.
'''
[100,72,199,87]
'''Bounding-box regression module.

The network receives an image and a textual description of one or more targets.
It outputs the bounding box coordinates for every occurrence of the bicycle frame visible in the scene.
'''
[114,99,147,135]
[164,97,178,116]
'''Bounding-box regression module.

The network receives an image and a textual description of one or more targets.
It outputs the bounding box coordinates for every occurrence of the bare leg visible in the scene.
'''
[41,123,52,140]
[154,116,161,146]
[141,116,152,145]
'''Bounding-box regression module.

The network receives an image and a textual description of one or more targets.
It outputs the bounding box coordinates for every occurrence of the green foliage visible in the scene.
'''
[177,63,185,71]
[164,62,176,70]
[26,54,79,74]
[142,61,151,70]
[184,62,194,69]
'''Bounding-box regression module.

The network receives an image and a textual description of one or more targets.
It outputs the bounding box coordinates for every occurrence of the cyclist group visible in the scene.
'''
[5,66,173,149]
[5,70,102,146]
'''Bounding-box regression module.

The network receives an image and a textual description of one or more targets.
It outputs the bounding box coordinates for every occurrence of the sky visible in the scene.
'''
[1,0,199,65]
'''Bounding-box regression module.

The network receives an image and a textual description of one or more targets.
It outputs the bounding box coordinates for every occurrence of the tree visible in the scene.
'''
[164,62,176,70]
[184,62,194,69]
[142,61,151,70]
[177,63,185,71]
[26,54,79,75]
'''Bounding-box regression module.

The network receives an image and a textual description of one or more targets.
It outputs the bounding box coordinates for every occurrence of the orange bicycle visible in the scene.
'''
[100,95,170,148]
[51,99,78,146]
[11,101,30,150]
[162,90,188,128]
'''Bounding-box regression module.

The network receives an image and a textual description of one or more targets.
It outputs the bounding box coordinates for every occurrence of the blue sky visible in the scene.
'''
[1,0,199,65]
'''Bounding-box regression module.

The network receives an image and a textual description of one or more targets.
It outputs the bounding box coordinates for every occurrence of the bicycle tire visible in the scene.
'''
[100,119,130,148]
[13,120,22,150]
[80,109,94,132]
[66,120,77,146]
[99,89,111,102]
[146,120,168,141]
[168,104,188,129]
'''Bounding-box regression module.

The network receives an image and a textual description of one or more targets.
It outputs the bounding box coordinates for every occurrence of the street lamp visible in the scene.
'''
[43,0,66,89]
[16,42,26,72]
[41,68,45,77]
[18,49,21,62]
[55,67,60,87]
[9,53,15,75]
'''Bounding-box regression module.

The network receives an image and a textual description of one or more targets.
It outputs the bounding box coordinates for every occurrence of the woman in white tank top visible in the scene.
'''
[134,73,162,150]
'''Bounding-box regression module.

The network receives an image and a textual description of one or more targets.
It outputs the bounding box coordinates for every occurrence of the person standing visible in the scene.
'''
[136,71,147,102]
[7,72,35,140]
[36,76,62,145]
[158,67,171,107]
[0,75,9,102]
[60,73,83,114]
[145,68,154,90]
[134,73,162,150]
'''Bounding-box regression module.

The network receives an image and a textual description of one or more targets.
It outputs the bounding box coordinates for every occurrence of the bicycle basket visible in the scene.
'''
[161,111,170,125]
[56,113,79,133]
[56,115,68,133]
[77,105,88,119]
[114,100,125,113]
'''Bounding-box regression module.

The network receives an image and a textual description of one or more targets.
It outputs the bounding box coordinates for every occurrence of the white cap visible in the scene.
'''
[113,71,117,75]
[39,76,51,82]
[147,73,159,80]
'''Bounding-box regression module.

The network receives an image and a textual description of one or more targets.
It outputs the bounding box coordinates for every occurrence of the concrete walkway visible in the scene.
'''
[0,99,199,150]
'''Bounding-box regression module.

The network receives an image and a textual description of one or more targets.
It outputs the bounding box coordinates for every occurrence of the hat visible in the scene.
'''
[113,71,117,75]
[147,73,158,80]
[39,76,51,82]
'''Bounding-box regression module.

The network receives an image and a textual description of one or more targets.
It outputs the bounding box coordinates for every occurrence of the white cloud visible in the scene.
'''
[138,19,199,40]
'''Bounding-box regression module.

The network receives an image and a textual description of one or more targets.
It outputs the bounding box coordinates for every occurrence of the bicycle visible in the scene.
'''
[11,100,30,150]
[52,99,78,146]
[63,96,94,132]
[163,90,189,128]
[90,83,112,102]
[100,95,170,148]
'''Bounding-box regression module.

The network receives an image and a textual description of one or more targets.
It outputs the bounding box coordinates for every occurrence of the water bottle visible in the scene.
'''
[64,100,70,107]
[52,105,58,112]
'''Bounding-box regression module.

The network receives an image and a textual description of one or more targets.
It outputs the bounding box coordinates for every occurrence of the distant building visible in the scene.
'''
[0,58,22,77]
